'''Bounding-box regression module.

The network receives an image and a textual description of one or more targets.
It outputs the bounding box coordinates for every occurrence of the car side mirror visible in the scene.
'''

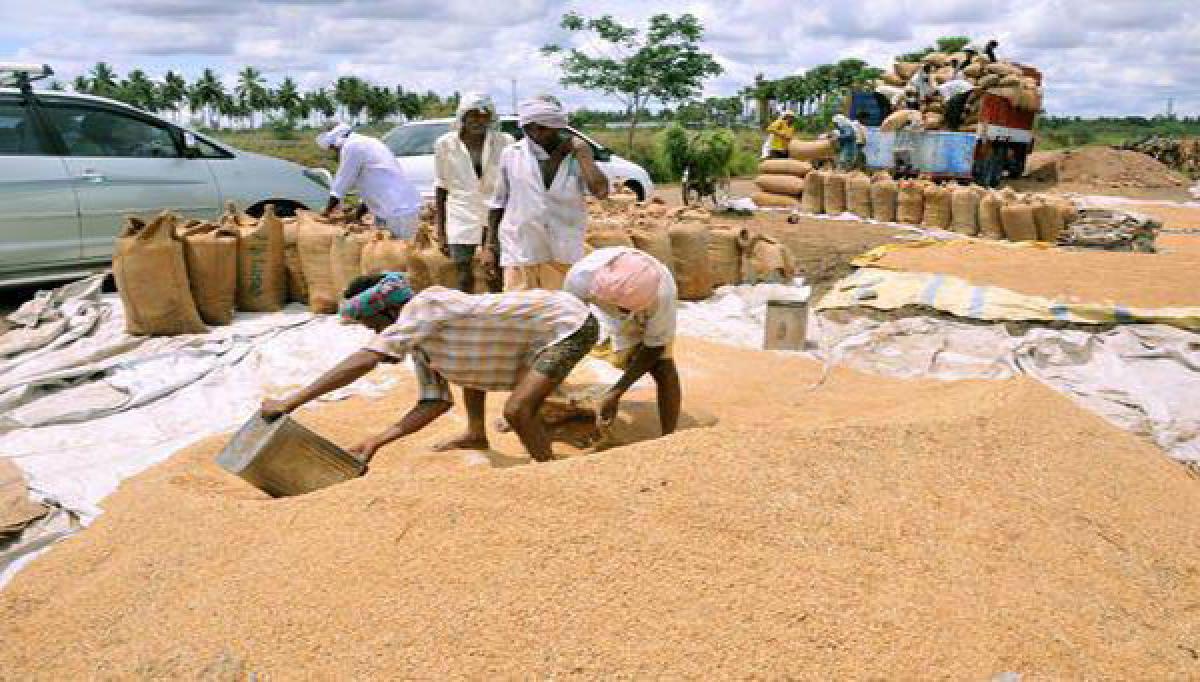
[182,131,200,159]
[593,145,612,162]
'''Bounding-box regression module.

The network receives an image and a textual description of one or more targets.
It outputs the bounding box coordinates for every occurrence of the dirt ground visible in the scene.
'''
[1012,147,1195,202]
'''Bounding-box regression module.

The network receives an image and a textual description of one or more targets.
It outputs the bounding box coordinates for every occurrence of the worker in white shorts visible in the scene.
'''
[316,122,421,238]
[563,247,681,435]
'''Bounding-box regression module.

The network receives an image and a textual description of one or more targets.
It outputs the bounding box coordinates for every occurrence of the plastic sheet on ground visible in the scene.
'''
[677,281,811,348]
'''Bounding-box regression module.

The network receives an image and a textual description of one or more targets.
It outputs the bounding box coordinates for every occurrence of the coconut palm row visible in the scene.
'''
[62,62,461,130]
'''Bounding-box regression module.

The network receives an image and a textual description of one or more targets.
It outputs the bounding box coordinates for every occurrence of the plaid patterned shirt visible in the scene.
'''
[366,286,590,402]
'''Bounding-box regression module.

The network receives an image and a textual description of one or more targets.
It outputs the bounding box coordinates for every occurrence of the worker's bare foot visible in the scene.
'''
[433,434,490,452]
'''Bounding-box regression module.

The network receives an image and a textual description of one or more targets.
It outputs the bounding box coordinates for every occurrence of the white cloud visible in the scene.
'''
[0,0,1196,117]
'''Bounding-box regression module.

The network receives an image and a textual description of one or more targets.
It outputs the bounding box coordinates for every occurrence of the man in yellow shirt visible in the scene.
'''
[765,110,796,159]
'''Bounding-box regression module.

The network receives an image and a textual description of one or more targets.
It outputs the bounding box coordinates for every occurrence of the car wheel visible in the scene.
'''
[246,200,305,218]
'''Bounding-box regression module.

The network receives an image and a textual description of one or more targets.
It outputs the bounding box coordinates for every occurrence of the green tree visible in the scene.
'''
[88,62,119,98]
[71,75,91,94]
[898,36,972,63]
[190,68,226,129]
[274,77,302,122]
[334,76,368,123]
[542,12,724,153]
[395,86,421,120]
[307,88,336,124]
[119,69,159,111]
[365,86,397,123]
[160,71,188,123]
[236,66,270,128]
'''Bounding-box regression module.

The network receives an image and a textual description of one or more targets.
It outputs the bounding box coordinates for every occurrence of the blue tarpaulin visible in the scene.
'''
[864,129,977,176]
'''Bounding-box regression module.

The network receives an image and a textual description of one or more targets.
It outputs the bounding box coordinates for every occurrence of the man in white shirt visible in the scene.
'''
[563,247,681,435]
[487,95,609,291]
[434,93,513,293]
[963,39,999,64]
[316,122,422,239]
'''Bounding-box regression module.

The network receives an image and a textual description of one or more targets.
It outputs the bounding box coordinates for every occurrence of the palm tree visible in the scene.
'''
[120,69,159,111]
[190,69,226,129]
[236,66,270,128]
[274,77,302,122]
[71,75,91,94]
[89,62,119,98]
[307,88,336,125]
[334,76,368,123]
[365,86,396,124]
[160,71,188,123]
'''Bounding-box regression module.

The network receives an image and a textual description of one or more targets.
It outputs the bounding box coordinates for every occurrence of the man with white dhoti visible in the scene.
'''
[486,95,609,291]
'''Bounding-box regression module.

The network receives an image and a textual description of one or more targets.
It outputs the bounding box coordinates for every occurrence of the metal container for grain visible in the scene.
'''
[216,414,365,497]
[763,299,809,351]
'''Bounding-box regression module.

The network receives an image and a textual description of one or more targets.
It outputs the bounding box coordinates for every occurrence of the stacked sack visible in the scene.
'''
[753,159,811,209]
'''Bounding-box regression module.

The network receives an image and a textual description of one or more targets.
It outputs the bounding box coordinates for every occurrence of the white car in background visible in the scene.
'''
[0,66,331,288]
[384,116,656,201]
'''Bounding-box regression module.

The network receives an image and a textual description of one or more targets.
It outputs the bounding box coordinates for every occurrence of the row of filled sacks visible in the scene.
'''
[752,159,817,207]
[584,215,797,301]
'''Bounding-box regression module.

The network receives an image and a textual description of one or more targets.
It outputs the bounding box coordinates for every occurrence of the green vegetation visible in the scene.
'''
[897,36,972,63]
[1037,116,1200,151]
[741,59,883,132]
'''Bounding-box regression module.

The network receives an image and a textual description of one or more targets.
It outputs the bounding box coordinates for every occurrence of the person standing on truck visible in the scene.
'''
[852,112,870,169]
[832,114,858,170]
[963,40,999,64]
[486,95,610,292]
[317,122,422,239]
[908,63,936,104]
[434,93,514,293]
[764,111,797,159]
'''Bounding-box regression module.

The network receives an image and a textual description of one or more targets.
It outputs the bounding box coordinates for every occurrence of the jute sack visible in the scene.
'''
[950,186,981,235]
[629,221,675,274]
[360,230,410,275]
[977,191,1005,239]
[667,221,714,300]
[921,52,949,66]
[894,62,920,80]
[870,174,898,223]
[921,184,952,230]
[845,172,872,219]
[281,218,308,304]
[923,112,945,130]
[801,170,826,214]
[586,216,636,249]
[295,212,341,313]
[752,191,801,209]
[759,159,812,177]
[744,235,795,284]
[977,73,1002,89]
[707,225,749,287]
[1018,87,1042,112]
[822,171,848,214]
[1033,198,1065,242]
[881,110,922,132]
[754,174,804,196]
[986,62,1022,77]
[330,227,372,297]
[963,62,984,78]
[1001,197,1038,241]
[1055,199,1078,230]
[788,138,836,161]
[233,204,287,312]
[896,181,925,225]
[180,222,238,326]
[114,212,206,336]
[989,87,1020,107]
[409,224,457,290]
[882,72,905,87]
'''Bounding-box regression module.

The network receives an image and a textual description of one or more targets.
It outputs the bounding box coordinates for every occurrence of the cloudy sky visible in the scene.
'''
[2,0,1197,117]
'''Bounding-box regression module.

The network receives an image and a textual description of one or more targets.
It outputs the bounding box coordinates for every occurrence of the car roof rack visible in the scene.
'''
[0,63,54,95]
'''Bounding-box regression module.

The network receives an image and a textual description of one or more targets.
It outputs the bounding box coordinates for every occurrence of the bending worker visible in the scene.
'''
[562,247,681,436]
[316,122,421,238]
[434,93,513,293]
[963,39,999,64]
[261,273,599,464]
[764,110,796,159]
[487,95,608,292]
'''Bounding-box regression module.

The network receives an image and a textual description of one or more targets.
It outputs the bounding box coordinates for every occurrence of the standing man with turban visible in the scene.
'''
[434,93,513,293]
[486,95,610,292]
[563,247,681,436]
[260,273,599,464]
[316,122,422,238]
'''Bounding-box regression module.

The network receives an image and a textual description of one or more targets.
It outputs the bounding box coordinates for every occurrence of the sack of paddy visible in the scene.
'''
[845,172,872,219]
[231,203,287,312]
[280,217,308,304]
[758,159,812,177]
[743,234,796,285]
[114,212,207,336]
[894,62,920,80]
[754,174,804,196]
[950,186,981,235]
[629,220,675,274]
[963,61,984,78]
[180,221,238,326]
[707,224,750,287]
[1018,86,1043,112]
[752,192,801,209]
[870,173,898,223]
[1032,197,1065,243]
[801,170,826,214]
[896,180,925,225]
[882,72,906,87]
[360,230,410,275]
[880,109,922,132]
[920,184,952,230]
[921,52,949,67]
[986,61,1023,77]
[1000,195,1038,242]
[330,226,372,298]
[586,216,636,249]
[822,171,848,214]
[788,137,836,161]
[977,191,1005,239]
[922,112,945,130]
[989,86,1021,107]
[667,221,714,300]
[295,212,341,313]
[409,224,457,290]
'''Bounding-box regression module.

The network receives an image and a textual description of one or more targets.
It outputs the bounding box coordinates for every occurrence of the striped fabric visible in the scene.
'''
[366,286,591,401]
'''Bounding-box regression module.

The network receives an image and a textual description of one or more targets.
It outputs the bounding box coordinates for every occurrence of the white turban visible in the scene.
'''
[315,123,353,150]
[453,92,496,130]
[517,96,568,129]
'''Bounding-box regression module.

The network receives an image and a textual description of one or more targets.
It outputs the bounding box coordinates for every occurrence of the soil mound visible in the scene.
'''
[4,339,1200,677]
[1020,147,1191,198]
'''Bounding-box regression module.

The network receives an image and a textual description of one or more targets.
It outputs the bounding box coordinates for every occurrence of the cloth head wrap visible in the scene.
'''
[517,95,568,129]
[316,122,353,150]
[339,272,414,322]
[590,252,661,313]
[454,92,496,130]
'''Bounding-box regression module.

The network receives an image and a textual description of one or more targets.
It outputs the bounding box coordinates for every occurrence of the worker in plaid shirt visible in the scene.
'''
[262,272,598,464]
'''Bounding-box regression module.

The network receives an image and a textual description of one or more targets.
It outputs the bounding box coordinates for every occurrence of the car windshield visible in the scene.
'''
[384,123,450,156]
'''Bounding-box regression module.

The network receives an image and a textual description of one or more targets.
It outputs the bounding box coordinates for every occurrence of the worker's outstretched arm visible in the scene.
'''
[349,399,454,465]
[599,344,665,422]
[261,349,382,418]
[572,137,610,199]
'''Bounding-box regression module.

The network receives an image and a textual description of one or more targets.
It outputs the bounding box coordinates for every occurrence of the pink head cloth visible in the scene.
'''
[589,251,660,312]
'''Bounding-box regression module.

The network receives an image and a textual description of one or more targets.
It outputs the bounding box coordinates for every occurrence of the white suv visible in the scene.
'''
[384,116,655,201]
